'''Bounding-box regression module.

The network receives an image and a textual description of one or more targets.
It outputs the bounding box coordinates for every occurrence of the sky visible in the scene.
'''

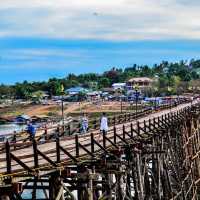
[1,0,200,84]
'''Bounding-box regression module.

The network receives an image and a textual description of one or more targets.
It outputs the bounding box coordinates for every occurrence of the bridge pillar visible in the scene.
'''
[49,172,64,200]
[132,161,139,200]
[77,165,88,200]
[87,169,94,200]
[102,173,113,200]
[0,185,12,200]
[115,166,124,200]
[0,183,22,200]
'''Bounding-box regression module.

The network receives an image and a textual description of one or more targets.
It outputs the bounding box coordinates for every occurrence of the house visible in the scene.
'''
[31,91,49,104]
[112,83,126,91]
[65,87,89,95]
[126,77,154,90]
[15,115,30,124]
[86,91,101,101]
[31,115,49,123]
[102,88,115,94]
[32,91,49,99]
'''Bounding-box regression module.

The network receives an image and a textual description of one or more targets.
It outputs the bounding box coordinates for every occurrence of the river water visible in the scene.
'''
[0,123,26,136]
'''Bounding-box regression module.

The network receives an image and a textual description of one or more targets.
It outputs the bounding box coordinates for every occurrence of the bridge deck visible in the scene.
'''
[0,102,193,179]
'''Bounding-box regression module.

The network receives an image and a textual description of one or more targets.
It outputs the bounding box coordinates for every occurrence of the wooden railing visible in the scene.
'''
[0,99,190,148]
[0,102,194,177]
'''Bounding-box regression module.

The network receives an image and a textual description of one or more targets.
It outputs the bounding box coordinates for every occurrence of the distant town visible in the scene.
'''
[0,60,200,123]
[0,60,198,139]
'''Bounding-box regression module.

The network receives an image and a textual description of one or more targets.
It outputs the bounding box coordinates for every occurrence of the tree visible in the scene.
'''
[98,77,110,88]
[14,82,33,99]
[1,59,200,98]
[104,69,121,84]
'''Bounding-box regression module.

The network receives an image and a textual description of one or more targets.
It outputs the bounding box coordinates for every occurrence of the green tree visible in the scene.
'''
[98,77,110,88]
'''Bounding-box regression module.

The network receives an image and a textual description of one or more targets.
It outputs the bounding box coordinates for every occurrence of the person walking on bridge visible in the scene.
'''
[81,113,88,134]
[98,112,109,142]
[27,120,36,140]
[100,112,108,133]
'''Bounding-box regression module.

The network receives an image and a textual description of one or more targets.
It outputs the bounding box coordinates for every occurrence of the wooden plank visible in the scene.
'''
[55,186,64,200]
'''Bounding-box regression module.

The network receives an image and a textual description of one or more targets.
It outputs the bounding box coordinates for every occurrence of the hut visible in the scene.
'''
[15,115,30,124]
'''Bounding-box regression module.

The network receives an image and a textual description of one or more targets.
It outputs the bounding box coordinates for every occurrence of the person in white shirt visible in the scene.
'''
[100,112,108,133]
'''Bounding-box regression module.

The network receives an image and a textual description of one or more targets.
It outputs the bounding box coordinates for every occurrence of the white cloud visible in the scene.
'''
[0,0,200,40]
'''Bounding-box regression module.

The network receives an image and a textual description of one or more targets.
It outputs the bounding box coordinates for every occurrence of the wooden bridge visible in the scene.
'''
[0,100,200,200]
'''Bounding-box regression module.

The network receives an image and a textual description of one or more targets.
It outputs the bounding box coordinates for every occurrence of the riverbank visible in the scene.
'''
[0,101,138,118]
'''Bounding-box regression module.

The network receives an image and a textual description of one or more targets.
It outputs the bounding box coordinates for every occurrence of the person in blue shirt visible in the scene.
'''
[27,120,36,140]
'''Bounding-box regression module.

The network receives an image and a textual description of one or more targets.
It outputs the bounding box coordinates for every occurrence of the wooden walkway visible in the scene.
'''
[0,101,195,181]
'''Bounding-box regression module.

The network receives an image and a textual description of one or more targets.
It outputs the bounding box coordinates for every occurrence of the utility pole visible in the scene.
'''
[119,89,123,113]
[134,84,139,118]
[62,96,64,125]
[167,86,172,113]
[154,87,158,111]
[60,84,65,127]
[120,97,123,113]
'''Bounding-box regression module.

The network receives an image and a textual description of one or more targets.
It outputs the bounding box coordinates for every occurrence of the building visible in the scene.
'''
[31,115,49,123]
[86,91,101,101]
[15,115,30,124]
[65,87,89,95]
[112,83,126,90]
[32,91,49,100]
[31,91,49,104]
[126,77,154,90]
[102,88,115,94]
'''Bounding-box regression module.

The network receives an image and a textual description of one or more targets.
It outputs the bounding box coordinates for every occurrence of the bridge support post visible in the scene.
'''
[32,177,37,200]
[0,185,12,200]
[77,165,88,200]
[49,172,64,200]
[0,183,23,200]
[132,156,139,200]
[116,172,123,200]
[6,141,11,175]
[101,172,113,200]
[87,169,94,200]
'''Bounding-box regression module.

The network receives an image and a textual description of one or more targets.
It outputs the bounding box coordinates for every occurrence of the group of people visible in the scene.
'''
[81,112,108,134]
[25,113,108,139]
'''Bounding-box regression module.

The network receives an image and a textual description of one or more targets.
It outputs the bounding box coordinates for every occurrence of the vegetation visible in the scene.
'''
[1,59,200,99]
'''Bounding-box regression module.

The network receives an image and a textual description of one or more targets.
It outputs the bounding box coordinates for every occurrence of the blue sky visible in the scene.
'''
[1,0,200,84]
